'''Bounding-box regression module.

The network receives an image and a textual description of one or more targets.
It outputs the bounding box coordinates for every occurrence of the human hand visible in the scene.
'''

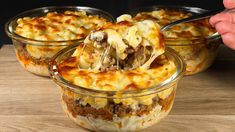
[209,0,235,50]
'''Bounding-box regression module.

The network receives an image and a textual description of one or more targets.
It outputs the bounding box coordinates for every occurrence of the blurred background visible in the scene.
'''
[1,0,223,45]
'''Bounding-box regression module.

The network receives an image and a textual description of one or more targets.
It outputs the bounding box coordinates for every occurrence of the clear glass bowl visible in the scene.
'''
[166,38,220,75]
[5,6,114,76]
[130,5,222,75]
[49,44,185,132]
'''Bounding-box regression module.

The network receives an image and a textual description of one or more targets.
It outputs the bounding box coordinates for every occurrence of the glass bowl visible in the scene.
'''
[5,6,114,76]
[130,5,222,75]
[49,43,185,132]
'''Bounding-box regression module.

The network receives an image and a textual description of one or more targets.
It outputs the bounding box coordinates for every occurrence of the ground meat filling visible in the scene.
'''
[62,90,175,121]
[16,44,51,66]
[159,91,176,112]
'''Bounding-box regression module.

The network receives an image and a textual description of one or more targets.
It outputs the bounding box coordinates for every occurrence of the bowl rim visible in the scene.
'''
[49,43,186,98]
[129,5,219,46]
[5,6,115,46]
[129,5,209,14]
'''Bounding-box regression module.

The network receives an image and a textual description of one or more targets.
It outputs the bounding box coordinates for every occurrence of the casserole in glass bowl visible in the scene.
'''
[49,42,185,131]
[5,6,114,76]
[130,6,221,75]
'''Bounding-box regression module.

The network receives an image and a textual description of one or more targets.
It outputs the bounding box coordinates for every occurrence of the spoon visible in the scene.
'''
[160,7,235,41]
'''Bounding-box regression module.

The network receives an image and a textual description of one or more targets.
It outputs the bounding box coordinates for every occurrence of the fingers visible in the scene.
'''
[214,21,235,35]
[223,0,235,9]
[222,32,235,50]
[211,19,235,50]
[209,0,235,49]
[209,12,234,26]
[209,13,235,28]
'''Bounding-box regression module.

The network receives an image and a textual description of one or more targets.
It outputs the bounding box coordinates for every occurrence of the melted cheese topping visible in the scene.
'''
[58,55,176,91]
[15,11,110,41]
[133,9,215,40]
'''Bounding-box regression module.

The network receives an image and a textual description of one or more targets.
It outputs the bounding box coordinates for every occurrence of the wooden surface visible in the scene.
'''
[0,45,235,132]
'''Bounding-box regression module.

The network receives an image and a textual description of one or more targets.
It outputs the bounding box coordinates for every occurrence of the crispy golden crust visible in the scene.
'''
[58,53,176,91]
[15,11,109,41]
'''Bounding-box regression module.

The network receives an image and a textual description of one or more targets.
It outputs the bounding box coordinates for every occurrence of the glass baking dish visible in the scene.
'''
[5,6,114,76]
[49,43,185,131]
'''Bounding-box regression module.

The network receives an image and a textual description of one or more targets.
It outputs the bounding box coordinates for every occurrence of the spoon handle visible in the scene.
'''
[160,8,235,31]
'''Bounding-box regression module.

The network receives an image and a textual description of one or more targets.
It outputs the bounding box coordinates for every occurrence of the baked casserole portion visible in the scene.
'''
[55,18,179,131]
[13,10,111,76]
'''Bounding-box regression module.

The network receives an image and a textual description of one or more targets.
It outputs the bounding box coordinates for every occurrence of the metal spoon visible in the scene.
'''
[160,7,235,41]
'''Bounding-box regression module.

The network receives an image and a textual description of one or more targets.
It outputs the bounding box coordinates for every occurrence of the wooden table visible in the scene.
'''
[1,45,235,132]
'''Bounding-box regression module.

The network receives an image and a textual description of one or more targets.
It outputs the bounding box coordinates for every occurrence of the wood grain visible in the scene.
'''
[0,45,235,132]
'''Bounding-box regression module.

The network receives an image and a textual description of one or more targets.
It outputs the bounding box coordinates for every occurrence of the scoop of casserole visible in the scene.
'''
[72,16,164,71]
